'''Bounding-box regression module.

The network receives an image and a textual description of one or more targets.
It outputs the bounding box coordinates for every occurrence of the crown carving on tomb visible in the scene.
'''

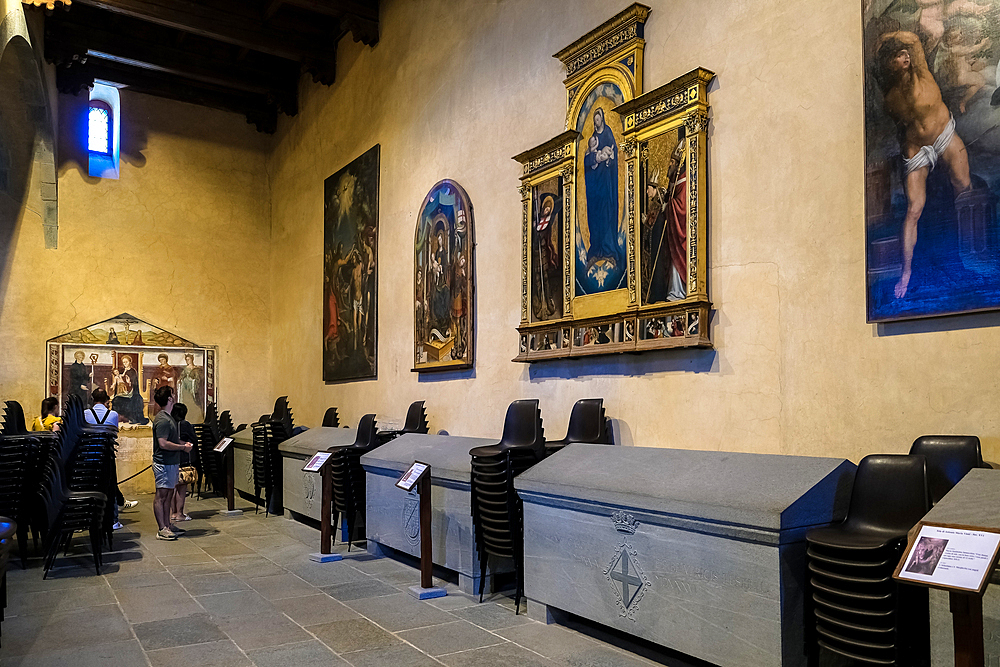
[611,510,639,534]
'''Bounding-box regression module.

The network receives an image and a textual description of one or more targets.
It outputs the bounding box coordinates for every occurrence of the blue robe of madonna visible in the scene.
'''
[583,124,620,264]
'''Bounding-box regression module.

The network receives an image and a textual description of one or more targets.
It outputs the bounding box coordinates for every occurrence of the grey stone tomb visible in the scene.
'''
[279,426,358,521]
[361,433,516,595]
[515,444,855,667]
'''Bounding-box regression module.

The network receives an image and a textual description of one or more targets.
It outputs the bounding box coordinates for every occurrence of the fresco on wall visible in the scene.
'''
[575,83,627,297]
[413,179,475,372]
[532,175,563,321]
[47,314,217,426]
[323,145,379,382]
[864,1,1000,321]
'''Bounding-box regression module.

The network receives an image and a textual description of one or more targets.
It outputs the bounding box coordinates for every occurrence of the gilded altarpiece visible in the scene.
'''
[514,4,713,362]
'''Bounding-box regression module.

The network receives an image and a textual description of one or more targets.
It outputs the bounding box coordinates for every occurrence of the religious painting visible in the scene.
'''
[47,313,217,427]
[864,1,1000,321]
[413,179,475,372]
[575,84,627,297]
[513,3,713,361]
[532,175,564,321]
[323,145,379,381]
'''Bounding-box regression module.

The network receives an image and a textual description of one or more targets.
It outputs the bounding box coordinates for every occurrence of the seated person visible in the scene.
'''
[30,397,61,432]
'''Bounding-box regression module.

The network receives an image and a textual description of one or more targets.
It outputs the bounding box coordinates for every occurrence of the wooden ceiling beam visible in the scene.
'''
[279,0,377,22]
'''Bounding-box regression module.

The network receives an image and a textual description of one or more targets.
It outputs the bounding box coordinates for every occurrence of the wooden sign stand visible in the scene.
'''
[397,462,446,600]
[216,438,242,517]
[310,454,342,563]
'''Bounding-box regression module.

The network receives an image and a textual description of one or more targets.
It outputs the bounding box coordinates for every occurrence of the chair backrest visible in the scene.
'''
[2,401,27,436]
[402,401,429,434]
[350,414,379,449]
[498,399,544,452]
[844,454,929,536]
[322,407,340,428]
[909,435,982,505]
[272,396,295,438]
[563,398,609,444]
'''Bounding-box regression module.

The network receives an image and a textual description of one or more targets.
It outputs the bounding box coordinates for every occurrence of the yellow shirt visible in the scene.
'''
[30,415,61,431]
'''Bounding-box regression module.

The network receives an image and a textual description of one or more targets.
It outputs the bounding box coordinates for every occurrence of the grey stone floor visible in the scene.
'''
[0,494,692,667]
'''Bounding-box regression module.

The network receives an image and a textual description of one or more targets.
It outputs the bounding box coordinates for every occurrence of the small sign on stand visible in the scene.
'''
[215,437,242,517]
[894,522,1000,667]
[398,461,446,600]
[309,451,342,563]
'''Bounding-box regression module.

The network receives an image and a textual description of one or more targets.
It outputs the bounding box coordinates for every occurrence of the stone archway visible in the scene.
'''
[0,1,58,253]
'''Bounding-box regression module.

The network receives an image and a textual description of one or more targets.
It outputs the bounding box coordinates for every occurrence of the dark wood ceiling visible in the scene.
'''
[30,0,379,133]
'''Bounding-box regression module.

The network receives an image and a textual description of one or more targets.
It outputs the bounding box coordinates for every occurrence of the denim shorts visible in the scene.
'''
[152,463,179,489]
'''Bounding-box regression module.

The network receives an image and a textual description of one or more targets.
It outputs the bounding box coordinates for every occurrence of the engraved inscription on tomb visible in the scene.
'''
[403,492,420,545]
[603,511,651,620]
[302,471,316,511]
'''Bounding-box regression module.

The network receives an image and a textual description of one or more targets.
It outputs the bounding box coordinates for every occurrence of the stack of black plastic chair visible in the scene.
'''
[543,398,611,455]
[805,454,930,666]
[908,435,985,506]
[322,407,340,428]
[0,401,45,568]
[39,395,108,577]
[330,414,380,549]
[251,397,295,516]
[251,415,270,513]
[194,404,224,497]
[469,399,545,614]
[0,516,14,644]
[69,413,118,550]
[219,410,235,437]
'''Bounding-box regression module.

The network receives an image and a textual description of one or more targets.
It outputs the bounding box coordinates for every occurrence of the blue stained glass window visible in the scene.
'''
[88,104,111,155]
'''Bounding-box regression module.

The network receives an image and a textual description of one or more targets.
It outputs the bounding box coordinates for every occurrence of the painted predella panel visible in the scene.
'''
[413,179,475,372]
[323,144,379,381]
[513,3,713,362]
[47,313,217,426]
[864,2,1000,321]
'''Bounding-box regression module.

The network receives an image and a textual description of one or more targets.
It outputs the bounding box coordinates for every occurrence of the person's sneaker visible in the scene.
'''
[156,528,177,541]
[123,500,139,509]
[112,521,124,530]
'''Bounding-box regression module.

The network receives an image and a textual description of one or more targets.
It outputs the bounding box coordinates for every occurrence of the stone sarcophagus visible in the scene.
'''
[361,433,517,594]
[514,445,855,667]
[278,427,357,521]
[231,428,254,499]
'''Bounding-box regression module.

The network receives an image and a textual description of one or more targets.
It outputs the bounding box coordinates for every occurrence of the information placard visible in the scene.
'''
[396,461,429,491]
[894,522,1000,594]
[213,437,233,453]
[302,451,333,473]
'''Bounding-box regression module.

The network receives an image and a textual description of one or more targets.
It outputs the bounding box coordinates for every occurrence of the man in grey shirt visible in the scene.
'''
[151,386,192,540]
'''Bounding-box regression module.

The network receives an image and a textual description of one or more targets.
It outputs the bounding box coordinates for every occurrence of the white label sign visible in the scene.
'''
[213,437,233,453]
[302,452,333,473]
[396,461,429,491]
[897,524,1000,592]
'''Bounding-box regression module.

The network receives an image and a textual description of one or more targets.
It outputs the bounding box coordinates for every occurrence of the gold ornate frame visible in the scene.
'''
[513,4,714,362]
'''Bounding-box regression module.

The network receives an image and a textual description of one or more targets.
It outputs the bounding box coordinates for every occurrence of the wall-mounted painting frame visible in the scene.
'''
[323,145,379,382]
[413,179,476,372]
[513,3,713,361]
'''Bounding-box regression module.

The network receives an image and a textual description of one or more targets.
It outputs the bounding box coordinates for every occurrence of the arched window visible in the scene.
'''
[88,100,112,156]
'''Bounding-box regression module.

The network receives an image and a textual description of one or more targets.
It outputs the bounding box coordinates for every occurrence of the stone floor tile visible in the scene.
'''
[217,554,287,579]
[244,572,318,600]
[307,617,401,653]
[425,590,480,611]
[436,641,558,667]
[274,593,360,625]
[179,572,251,595]
[0,639,148,667]
[5,564,106,593]
[216,612,313,650]
[158,552,217,566]
[202,541,256,557]
[398,619,506,656]
[0,604,133,656]
[6,580,115,616]
[146,639,253,667]
[283,559,370,586]
[321,578,400,601]
[248,640,351,667]
[132,612,227,650]
[195,589,277,619]
[451,601,535,631]
[344,592,455,632]
[342,643,442,667]
[107,570,177,589]
[167,560,230,577]
[116,583,203,623]
[494,623,601,660]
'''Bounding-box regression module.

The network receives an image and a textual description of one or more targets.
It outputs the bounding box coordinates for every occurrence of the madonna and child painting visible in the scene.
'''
[865,0,1000,320]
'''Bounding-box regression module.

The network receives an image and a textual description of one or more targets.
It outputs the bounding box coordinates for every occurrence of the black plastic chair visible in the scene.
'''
[470,399,545,614]
[0,516,14,645]
[908,435,983,506]
[401,401,429,434]
[322,408,340,428]
[544,398,610,454]
[805,454,930,666]
[329,414,380,549]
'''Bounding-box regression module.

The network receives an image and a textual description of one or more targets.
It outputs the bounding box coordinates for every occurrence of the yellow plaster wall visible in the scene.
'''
[0,89,274,429]
[266,0,1000,463]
